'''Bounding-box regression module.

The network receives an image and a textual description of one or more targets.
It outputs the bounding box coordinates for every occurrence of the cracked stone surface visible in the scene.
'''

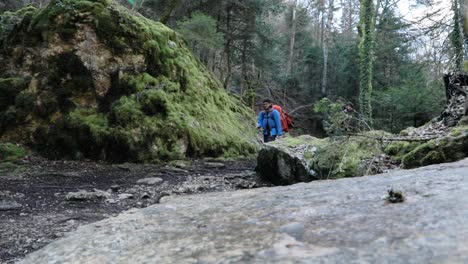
[19,159,468,264]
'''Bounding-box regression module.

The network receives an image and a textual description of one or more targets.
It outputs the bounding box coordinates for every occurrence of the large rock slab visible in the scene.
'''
[257,133,388,185]
[19,159,468,263]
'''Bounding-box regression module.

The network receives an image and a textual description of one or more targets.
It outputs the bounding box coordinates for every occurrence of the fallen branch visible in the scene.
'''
[289,104,314,115]
[348,133,440,142]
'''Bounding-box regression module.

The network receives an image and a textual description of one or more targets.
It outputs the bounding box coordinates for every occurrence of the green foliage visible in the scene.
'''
[68,108,110,143]
[177,13,224,50]
[0,5,36,43]
[372,70,445,132]
[314,98,360,136]
[310,131,390,178]
[0,143,28,162]
[373,5,411,91]
[110,96,145,126]
[449,125,468,137]
[0,142,29,176]
[384,141,422,162]
[313,98,342,114]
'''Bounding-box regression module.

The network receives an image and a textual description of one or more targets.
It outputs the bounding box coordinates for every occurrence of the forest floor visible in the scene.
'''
[0,156,268,264]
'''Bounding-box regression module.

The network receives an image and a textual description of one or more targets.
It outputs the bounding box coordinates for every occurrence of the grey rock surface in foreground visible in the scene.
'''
[20,159,468,264]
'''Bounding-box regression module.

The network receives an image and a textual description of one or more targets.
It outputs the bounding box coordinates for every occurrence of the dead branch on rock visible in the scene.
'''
[349,133,439,142]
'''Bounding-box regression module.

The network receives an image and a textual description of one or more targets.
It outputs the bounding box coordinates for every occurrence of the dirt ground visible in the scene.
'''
[0,156,267,263]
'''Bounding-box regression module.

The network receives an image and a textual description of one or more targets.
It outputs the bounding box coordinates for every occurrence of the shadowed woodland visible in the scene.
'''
[2,0,465,135]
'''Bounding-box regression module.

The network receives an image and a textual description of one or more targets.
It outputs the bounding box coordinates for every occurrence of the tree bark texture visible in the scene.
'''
[358,0,375,125]
[321,0,334,96]
[287,0,298,76]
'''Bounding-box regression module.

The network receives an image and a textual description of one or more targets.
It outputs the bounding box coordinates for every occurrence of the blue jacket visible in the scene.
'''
[258,109,283,136]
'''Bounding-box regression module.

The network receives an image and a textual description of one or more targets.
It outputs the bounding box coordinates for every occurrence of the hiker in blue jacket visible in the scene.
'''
[257,99,283,143]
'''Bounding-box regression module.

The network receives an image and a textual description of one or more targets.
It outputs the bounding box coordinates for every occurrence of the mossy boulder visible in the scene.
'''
[382,118,468,169]
[400,129,468,169]
[0,0,258,162]
[257,132,389,185]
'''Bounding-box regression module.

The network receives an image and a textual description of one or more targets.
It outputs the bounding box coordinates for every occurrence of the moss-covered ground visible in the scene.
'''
[267,122,468,180]
[0,143,29,175]
[0,0,258,162]
[384,124,468,169]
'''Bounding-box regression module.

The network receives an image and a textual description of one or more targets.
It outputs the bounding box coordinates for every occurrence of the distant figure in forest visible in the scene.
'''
[343,102,355,114]
[342,102,358,133]
[257,99,283,143]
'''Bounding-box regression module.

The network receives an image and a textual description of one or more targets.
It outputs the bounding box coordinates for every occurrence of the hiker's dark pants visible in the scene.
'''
[263,135,276,143]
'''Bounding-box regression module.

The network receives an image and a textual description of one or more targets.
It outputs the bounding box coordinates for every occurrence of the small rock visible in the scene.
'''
[204,162,226,168]
[126,188,139,193]
[105,199,117,204]
[0,200,22,211]
[140,193,151,199]
[154,192,170,203]
[116,164,132,171]
[172,160,189,169]
[110,185,121,192]
[65,189,111,201]
[137,177,163,185]
[118,193,134,200]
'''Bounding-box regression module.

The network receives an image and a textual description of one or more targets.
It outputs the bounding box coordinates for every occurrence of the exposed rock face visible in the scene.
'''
[256,136,321,185]
[256,132,389,185]
[442,73,468,126]
[19,158,468,263]
[0,0,258,162]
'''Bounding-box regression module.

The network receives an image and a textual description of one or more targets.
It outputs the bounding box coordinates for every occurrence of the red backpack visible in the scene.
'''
[273,105,294,132]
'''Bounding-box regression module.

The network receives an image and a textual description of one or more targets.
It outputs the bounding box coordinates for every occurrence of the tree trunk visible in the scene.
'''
[460,0,467,66]
[346,0,354,35]
[321,0,335,96]
[241,36,248,102]
[287,0,298,76]
[451,0,463,71]
[160,0,181,24]
[320,0,325,46]
[358,0,376,125]
[223,4,233,90]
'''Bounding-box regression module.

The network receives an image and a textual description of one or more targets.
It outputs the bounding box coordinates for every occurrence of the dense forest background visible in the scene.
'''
[1,0,466,135]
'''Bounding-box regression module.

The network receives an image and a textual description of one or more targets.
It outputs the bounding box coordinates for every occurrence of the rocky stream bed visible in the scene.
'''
[15,158,468,264]
[0,157,268,263]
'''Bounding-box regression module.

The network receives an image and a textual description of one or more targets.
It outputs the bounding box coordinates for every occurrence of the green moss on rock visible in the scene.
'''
[0,78,29,112]
[384,141,422,163]
[258,132,390,184]
[0,6,37,43]
[0,0,258,162]
[0,142,29,174]
[449,125,468,137]
[0,143,29,162]
[311,132,389,179]
[402,133,468,169]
